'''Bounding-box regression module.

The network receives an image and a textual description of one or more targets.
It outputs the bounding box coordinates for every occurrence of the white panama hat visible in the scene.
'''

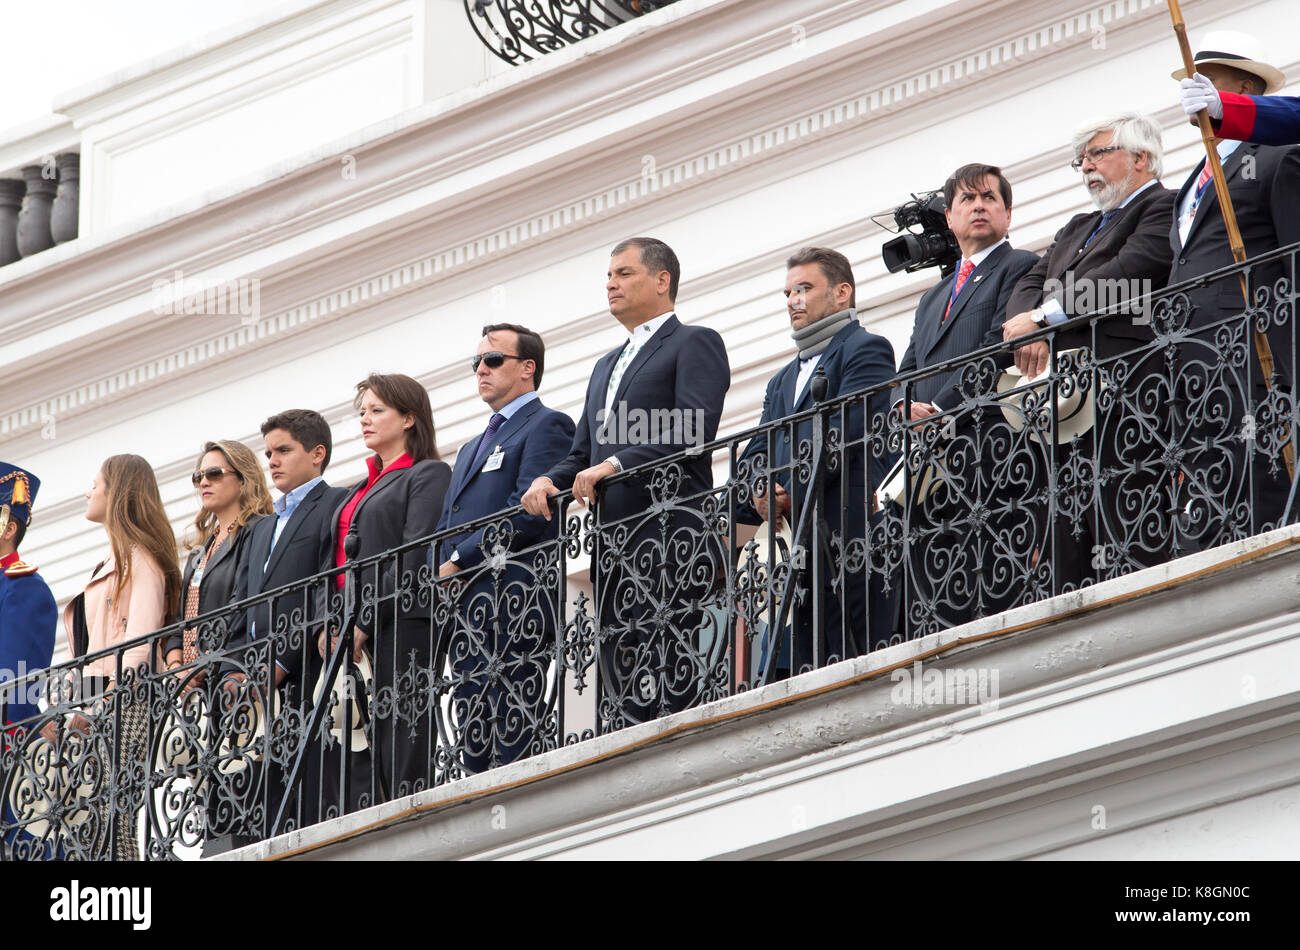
[1171,30,1287,94]
[995,348,1098,445]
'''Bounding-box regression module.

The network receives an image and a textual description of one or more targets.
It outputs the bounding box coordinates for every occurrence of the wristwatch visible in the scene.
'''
[606,456,623,473]
[1029,308,1048,327]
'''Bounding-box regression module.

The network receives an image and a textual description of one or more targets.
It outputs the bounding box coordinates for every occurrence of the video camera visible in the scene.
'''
[877,190,961,277]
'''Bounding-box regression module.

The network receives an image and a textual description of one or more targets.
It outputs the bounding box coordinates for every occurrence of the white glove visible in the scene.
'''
[1180,72,1223,120]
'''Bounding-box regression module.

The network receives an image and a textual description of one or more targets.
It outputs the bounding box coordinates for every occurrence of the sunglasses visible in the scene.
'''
[191,467,241,486]
[471,351,524,373]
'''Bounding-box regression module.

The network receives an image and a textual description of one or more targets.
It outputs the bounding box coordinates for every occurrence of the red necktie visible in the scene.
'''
[944,259,976,321]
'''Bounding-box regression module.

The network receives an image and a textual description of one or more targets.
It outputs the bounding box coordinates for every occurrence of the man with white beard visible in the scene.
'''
[1000,114,1176,588]
[1003,113,1175,375]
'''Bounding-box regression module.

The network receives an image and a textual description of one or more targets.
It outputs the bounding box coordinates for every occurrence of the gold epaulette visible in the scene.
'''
[3,560,37,577]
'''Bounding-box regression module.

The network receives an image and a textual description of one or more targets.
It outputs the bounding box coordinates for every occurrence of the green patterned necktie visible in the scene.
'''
[606,336,643,402]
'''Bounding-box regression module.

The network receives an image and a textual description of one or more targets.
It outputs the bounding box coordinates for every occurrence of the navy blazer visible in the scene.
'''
[1169,142,1300,384]
[546,314,730,523]
[1007,184,1176,358]
[737,318,896,528]
[897,242,1039,407]
[436,397,576,568]
[228,479,349,683]
[326,458,452,636]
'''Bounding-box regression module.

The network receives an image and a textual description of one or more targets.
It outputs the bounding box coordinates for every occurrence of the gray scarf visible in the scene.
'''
[792,308,855,360]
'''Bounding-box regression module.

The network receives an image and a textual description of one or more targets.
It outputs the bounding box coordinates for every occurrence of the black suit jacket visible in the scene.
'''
[436,397,576,567]
[546,314,730,523]
[325,458,452,636]
[1007,183,1176,358]
[162,514,266,657]
[227,480,349,683]
[897,242,1039,406]
[737,318,896,527]
[1169,142,1300,382]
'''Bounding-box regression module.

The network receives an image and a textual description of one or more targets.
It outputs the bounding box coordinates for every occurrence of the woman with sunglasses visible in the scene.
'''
[46,455,182,859]
[161,441,273,679]
[321,373,451,804]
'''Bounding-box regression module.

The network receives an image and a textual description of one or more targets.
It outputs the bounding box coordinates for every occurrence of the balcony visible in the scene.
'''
[465,0,682,64]
[4,244,1299,860]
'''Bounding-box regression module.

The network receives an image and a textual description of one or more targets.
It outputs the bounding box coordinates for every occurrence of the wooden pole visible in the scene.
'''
[1166,0,1294,478]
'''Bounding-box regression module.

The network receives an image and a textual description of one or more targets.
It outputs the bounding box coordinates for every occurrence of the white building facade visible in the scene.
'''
[2,0,1298,859]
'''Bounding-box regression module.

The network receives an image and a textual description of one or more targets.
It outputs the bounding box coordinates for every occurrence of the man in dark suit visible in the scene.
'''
[898,164,1039,412]
[1167,41,1300,537]
[522,237,730,728]
[735,248,895,678]
[1004,113,1175,369]
[1002,115,1176,581]
[894,164,1039,632]
[223,410,348,843]
[434,323,576,773]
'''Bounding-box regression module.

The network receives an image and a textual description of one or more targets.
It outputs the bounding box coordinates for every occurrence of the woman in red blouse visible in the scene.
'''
[321,373,451,804]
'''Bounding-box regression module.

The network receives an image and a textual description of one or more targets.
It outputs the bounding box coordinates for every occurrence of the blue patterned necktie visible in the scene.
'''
[1084,210,1116,247]
[470,412,506,470]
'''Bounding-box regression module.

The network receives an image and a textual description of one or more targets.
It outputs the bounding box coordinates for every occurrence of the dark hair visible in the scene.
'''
[943,163,1013,210]
[786,246,857,310]
[261,409,334,472]
[10,518,25,549]
[612,237,681,302]
[481,323,546,390]
[353,373,440,462]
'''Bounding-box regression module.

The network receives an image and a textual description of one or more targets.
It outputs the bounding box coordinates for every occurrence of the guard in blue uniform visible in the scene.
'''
[0,463,58,857]
[0,463,57,727]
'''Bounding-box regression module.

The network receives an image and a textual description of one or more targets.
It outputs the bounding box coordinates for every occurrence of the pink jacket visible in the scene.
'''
[62,548,169,682]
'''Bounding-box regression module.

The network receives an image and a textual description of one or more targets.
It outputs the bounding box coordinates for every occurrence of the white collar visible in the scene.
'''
[962,237,1007,271]
[625,311,674,346]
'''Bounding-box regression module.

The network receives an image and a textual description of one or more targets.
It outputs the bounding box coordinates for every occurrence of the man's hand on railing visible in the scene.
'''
[438,560,462,578]
[1014,341,1049,379]
[751,483,790,523]
[317,626,369,662]
[1002,310,1051,379]
[572,461,616,508]
[1002,310,1040,341]
[909,401,941,421]
[522,476,560,520]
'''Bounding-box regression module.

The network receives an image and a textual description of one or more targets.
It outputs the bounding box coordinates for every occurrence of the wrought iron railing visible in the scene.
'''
[2,243,1297,859]
[464,0,681,64]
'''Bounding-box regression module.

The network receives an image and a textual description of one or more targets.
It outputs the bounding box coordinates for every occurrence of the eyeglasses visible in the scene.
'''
[1070,145,1125,171]
[471,351,524,373]
[192,467,240,486]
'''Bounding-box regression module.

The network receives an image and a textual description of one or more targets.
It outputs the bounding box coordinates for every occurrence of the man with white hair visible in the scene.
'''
[1003,113,1175,376]
[1001,115,1175,587]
